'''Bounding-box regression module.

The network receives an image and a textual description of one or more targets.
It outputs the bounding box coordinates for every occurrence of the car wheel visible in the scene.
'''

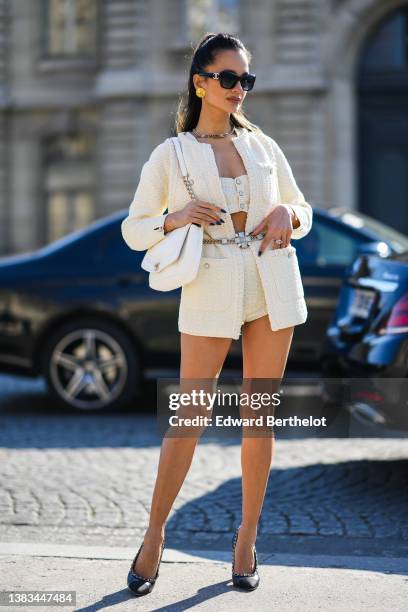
[41,317,140,411]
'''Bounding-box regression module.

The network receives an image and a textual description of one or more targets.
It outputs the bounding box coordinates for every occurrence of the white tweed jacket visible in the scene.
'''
[121,127,313,339]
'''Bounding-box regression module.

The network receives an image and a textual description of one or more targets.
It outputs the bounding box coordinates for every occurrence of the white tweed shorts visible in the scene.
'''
[239,245,269,325]
[178,243,271,340]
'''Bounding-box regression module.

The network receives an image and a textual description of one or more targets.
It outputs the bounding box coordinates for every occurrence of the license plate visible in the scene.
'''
[350,288,375,318]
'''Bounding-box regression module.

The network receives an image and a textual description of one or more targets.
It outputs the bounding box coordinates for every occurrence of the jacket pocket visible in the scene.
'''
[267,245,304,302]
[181,257,233,311]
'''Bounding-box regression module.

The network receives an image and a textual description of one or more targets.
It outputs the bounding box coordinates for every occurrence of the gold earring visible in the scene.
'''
[196,87,206,98]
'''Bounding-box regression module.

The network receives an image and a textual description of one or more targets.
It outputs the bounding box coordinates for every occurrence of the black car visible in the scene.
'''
[1,207,407,411]
[322,248,408,431]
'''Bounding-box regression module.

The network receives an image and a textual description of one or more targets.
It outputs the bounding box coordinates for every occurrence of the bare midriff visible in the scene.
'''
[197,135,248,234]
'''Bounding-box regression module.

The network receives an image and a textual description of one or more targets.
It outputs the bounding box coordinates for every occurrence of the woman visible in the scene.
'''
[121,32,313,596]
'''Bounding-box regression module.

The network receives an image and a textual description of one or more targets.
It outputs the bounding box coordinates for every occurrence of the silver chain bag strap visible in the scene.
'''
[140,137,204,292]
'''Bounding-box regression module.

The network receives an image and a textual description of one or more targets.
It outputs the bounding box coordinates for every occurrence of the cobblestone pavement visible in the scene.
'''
[0,375,407,553]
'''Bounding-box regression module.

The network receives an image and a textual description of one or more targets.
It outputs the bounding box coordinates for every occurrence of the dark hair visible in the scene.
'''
[174,32,263,135]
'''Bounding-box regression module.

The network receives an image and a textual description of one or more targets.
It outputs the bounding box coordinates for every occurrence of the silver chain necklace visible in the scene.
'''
[192,124,237,139]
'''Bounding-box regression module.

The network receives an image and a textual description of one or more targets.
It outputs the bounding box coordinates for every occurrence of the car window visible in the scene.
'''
[327,208,408,253]
[295,219,360,266]
[339,211,408,253]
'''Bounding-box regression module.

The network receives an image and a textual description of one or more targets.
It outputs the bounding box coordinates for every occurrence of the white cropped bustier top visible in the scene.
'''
[219,174,250,213]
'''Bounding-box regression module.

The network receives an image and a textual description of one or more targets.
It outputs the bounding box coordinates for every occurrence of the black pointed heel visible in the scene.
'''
[231,526,260,591]
[127,537,165,597]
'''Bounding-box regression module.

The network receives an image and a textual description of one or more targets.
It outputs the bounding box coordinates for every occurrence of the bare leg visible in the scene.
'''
[132,332,232,578]
[233,316,294,573]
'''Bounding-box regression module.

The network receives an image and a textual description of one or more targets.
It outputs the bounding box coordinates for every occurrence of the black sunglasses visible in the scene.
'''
[197,70,256,91]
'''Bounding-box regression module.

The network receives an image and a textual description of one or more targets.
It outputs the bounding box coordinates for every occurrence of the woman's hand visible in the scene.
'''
[165,200,226,232]
[249,205,295,255]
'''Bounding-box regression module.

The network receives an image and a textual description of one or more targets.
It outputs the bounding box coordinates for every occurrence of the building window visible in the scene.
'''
[47,191,94,242]
[43,132,95,164]
[359,8,408,72]
[187,0,240,42]
[43,0,97,57]
[42,132,95,243]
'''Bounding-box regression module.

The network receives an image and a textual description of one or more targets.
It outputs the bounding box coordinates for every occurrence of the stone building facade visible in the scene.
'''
[0,0,407,255]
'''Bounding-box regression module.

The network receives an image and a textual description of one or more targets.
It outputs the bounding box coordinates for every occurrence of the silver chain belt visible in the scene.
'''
[203,231,266,249]
[180,175,282,250]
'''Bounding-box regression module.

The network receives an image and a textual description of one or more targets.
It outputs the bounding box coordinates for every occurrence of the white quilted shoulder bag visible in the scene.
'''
[140,136,203,292]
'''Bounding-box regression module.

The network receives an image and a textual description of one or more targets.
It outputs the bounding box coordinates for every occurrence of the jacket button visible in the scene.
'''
[204,262,210,268]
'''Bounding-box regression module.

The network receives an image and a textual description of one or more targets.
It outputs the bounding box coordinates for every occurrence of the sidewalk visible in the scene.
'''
[1,540,407,611]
